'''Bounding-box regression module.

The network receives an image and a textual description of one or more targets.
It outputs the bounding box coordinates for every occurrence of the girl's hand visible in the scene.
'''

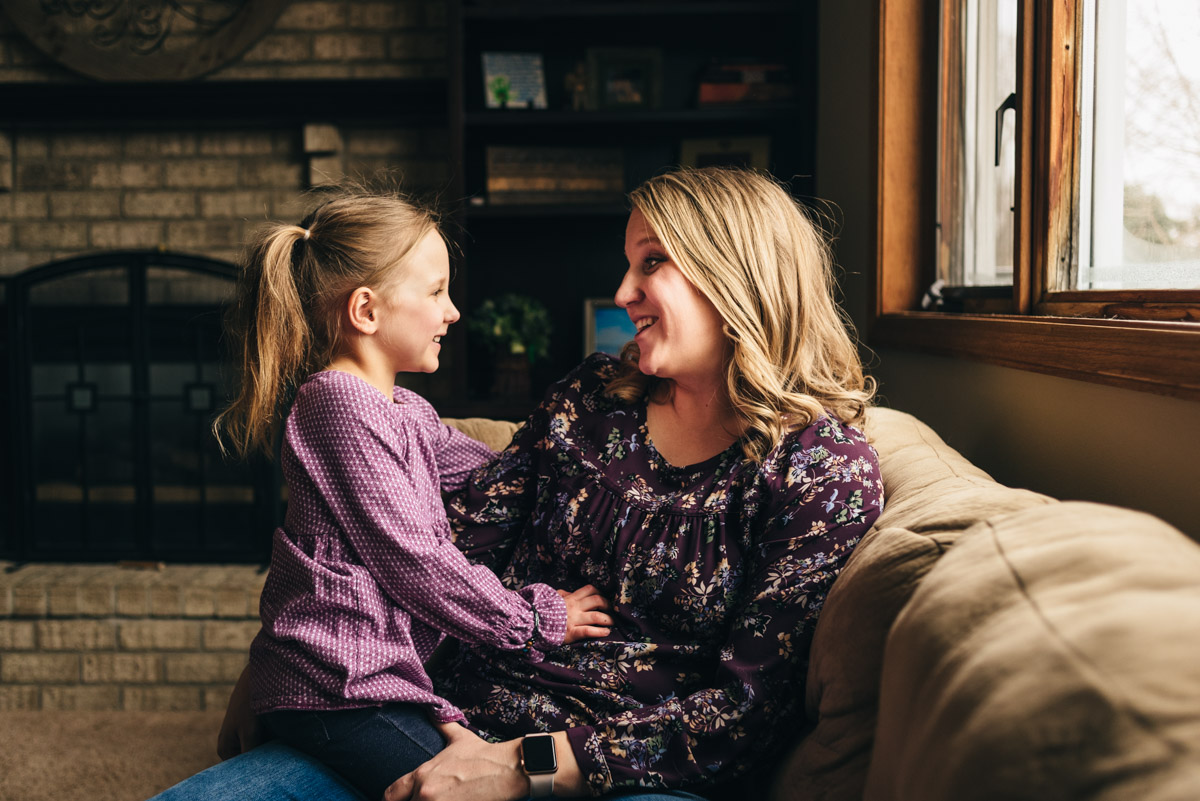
[384,723,527,801]
[557,584,613,644]
[216,664,266,760]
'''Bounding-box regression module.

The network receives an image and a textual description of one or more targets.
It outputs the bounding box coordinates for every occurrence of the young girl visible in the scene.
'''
[213,188,612,799]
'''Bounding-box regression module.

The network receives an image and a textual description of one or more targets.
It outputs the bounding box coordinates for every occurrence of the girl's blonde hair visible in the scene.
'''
[606,166,874,463]
[214,187,440,460]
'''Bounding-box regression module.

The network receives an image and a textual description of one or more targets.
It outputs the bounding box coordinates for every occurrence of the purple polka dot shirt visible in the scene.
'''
[249,370,568,723]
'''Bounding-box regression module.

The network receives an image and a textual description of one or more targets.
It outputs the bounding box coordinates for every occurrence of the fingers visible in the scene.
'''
[564,624,612,643]
[435,720,476,744]
[565,584,613,610]
[383,772,413,801]
[579,610,613,627]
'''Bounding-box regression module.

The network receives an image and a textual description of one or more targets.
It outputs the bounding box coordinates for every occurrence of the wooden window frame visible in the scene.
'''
[873,0,1200,401]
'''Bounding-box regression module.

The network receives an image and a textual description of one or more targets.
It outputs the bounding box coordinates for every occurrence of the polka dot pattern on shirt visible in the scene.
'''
[249,370,567,723]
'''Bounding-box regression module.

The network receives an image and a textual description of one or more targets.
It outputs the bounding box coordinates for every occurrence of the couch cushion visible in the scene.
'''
[771,407,1052,801]
[864,502,1200,801]
[442,417,521,453]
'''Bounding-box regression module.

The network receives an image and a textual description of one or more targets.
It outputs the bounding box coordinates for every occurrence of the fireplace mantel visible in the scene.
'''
[1,78,446,128]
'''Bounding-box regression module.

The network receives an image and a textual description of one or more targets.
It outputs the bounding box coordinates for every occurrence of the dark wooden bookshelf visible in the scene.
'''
[438,0,817,409]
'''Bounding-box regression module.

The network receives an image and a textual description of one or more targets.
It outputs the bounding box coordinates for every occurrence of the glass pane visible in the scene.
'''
[29,268,129,306]
[1080,0,1200,289]
[146,267,235,305]
[149,363,195,396]
[32,401,82,486]
[31,397,137,553]
[85,364,133,397]
[938,0,1018,289]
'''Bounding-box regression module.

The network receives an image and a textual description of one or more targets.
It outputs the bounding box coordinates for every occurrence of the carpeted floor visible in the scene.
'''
[0,710,224,801]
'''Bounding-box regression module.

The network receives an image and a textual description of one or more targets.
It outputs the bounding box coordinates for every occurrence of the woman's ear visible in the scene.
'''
[345,287,379,335]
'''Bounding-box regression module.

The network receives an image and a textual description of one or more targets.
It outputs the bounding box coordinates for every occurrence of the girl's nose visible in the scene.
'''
[445,298,461,323]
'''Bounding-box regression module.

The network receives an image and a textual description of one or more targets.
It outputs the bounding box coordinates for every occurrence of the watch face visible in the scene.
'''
[522,735,557,774]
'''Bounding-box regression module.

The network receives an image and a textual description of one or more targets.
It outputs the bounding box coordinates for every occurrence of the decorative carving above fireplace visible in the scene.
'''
[0,0,291,80]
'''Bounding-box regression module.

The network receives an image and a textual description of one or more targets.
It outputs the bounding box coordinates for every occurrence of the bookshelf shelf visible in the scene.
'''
[463,106,804,128]
[462,2,798,20]
[465,203,630,219]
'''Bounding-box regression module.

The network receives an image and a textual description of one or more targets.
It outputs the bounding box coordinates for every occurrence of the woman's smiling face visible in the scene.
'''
[615,208,729,389]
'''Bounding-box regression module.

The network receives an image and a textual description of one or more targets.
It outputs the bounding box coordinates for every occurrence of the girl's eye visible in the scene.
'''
[642,256,664,274]
[433,288,444,297]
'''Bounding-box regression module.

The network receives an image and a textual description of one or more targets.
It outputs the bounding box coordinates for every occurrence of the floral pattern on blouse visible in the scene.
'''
[436,354,883,795]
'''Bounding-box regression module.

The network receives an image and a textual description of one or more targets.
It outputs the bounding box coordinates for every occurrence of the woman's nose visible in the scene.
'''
[614,268,640,308]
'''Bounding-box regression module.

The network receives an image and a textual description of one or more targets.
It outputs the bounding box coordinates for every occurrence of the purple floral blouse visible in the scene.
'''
[436,354,884,795]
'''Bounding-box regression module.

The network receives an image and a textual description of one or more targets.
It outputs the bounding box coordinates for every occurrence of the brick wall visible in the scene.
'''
[0,2,448,83]
[0,1,450,276]
[0,563,266,711]
[0,4,453,710]
[0,126,451,275]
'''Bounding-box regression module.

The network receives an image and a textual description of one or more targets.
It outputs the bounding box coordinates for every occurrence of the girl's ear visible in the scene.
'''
[346,287,378,335]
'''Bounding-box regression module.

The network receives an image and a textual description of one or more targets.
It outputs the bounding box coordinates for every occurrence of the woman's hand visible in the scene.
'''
[216,663,266,760]
[383,723,527,801]
[558,584,613,644]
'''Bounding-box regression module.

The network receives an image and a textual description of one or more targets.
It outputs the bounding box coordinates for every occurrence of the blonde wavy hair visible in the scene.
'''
[605,167,874,463]
[213,186,440,460]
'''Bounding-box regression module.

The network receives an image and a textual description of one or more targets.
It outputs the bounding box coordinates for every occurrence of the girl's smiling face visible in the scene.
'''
[376,229,459,374]
[615,209,729,390]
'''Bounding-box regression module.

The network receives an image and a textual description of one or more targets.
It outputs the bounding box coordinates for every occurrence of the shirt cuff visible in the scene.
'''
[565,726,613,797]
[519,583,567,659]
[430,704,469,725]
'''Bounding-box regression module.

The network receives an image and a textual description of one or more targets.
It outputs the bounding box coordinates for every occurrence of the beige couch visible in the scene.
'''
[452,406,1200,801]
[8,407,1196,801]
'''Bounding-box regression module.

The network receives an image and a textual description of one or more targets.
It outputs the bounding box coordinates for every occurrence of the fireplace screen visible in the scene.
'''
[2,252,280,562]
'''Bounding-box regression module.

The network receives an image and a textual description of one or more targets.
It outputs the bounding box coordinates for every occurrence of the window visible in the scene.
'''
[938,0,1018,289]
[875,0,1200,400]
[1078,0,1200,292]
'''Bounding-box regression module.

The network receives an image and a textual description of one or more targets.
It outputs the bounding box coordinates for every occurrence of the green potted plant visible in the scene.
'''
[469,293,552,398]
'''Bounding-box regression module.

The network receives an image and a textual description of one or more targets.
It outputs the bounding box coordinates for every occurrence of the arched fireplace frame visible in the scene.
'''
[2,251,280,563]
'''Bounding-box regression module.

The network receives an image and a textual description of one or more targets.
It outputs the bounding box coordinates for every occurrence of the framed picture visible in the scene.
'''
[584,298,637,357]
[680,136,771,170]
[587,47,663,110]
[482,52,548,109]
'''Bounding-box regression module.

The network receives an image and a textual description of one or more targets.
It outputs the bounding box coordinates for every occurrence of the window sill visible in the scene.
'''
[869,312,1200,401]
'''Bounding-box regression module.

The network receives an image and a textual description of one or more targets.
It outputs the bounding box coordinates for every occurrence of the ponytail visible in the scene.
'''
[213,184,440,460]
[214,225,314,460]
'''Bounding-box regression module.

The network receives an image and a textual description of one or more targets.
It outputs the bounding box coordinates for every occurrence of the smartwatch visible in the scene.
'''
[520,733,557,797]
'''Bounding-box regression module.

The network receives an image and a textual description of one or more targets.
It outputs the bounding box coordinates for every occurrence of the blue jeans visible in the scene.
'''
[261,704,445,801]
[149,733,710,801]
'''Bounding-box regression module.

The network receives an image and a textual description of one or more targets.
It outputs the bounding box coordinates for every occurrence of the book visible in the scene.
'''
[486,146,624,205]
[697,59,795,106]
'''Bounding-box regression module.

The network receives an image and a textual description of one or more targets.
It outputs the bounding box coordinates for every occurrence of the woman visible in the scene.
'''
[154,167,883,801]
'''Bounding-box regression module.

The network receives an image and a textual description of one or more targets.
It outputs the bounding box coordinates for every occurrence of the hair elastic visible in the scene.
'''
[302,228,312,240]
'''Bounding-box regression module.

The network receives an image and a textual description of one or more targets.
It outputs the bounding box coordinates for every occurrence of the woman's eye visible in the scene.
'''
[642,256,663,273]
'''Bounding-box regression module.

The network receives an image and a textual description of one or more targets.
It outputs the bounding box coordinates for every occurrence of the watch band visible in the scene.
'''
[528,771,554,797]
[521,733,557,798]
